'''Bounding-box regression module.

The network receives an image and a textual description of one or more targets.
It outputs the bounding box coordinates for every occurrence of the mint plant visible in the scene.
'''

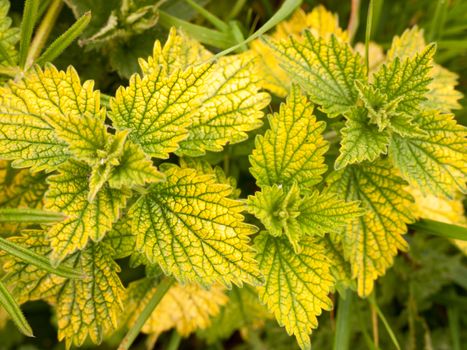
[0,1,465,350]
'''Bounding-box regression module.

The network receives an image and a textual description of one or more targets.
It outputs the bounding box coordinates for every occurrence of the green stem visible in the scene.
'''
[0,66,20,78]
[368,294,401,350]
[0,208,66,223]
[447,306,460,350]
[228,0,247,20]
[333,290,353,350]
[410,219,467,241]
[0,281,33,337]
[166,331,182,350]
[184,0,228,32]
[118,278,174,350]
[364,0,375,74]
[19,0,39,68]
[25,0,63,68]
[0,237,83,279]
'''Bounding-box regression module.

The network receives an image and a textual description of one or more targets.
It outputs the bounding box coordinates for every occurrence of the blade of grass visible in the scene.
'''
[0,208,66,224]
[0,281,33,337]
[368,294,401,350]
[118,278,174,350]
[333,289,353,350]
[0,237,83,279]
[158,11,235,49]
[35,11,91,66]
[166,331,182,350]
[447,306,460,350]
[213,0,302,59]
[227,0,247,20]
[26,0,63,67]
[410,219,467,241]
[19,0,39,68]
[184,0,228,32]
[355,302,379,350]
[428,0,449,41]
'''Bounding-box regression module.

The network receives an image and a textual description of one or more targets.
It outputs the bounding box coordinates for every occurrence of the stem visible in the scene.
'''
[228,0,248,20]
[118,278,174,350]
[184,0,228,32]
[364,0,375,75]
[166,331,182,350]
[333,290,353,350]
[0,66,20,78]
[347,0,361,43]
[26,0,63,68]
[371,302,379,348]
[19,0,39,68]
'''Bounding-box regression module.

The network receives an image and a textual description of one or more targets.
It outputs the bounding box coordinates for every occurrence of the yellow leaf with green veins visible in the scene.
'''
[387,26,462,112]
[327,161,415,296]
[251,5,348,97]
[335,107,390,170]
[103,217,135,259]
[109,63,210,158]
[126,279,227,336]
[250,86,328,191]
[372,43,435,116]
[268,33,365,116]
[130,165,262,287]
[0,66,102,171]
[255,233,333,350]
[139,29,271,156]
[317,235,353,288]
[0,0,19,66]
[45,160,129,264]
[177,52,271,156]
[389,111,467,198]
[1,232,125,348]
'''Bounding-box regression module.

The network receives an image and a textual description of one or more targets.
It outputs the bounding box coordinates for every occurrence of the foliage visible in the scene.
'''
[0,1,465,350]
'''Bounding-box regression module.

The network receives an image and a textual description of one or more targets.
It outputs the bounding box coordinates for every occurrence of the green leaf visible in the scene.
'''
[0,0,19,66]
[268,33,365,116]
[372,43,436,116]
[335,107,390,170]
[109,61,210,159]
[103,216,135,259]
[410,219,467,241]
[255,233,333,350]
[45,160,129,264]
[0,66,102,172]
[250,85,328,190]
[130,165,262,287]
[1,232,125,348]
[0,280,33,337]
[327,161,415,296]
[389,110,467,198]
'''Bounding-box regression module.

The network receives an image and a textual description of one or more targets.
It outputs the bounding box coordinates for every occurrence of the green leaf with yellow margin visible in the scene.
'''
[1,231,125,348]
[125,278,227,336]
[45,160,129,264]
[326,161,415,296]
[0,66,102,171]
[389,110,467,198]
[267,32,365,116]
[250,85,328,191]
[129,164,262,287]
[255,233,333,350]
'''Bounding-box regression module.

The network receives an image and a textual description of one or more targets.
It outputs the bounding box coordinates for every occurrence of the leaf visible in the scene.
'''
[268,32,365,116]
[103,216,136,259]
[255,233,333,350]
[327,161,415,296]
[2,232,125,348]
[109,62,210,159]
[389,110,467,198]
[318,235,353,287]
[250,85,328,191]
[126,279,228,336]
[335,107,390,170]
[387,26,462,112]
[251,5,348,97]
[198,286,271,343]
[140,29,270,156]
[130,165,262,287]
[45,160,129,264]
[176,52,271,156]
[372,43,435,116]
[0,0,19,66]
[0,66,102,171]
[0,280,33,337]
